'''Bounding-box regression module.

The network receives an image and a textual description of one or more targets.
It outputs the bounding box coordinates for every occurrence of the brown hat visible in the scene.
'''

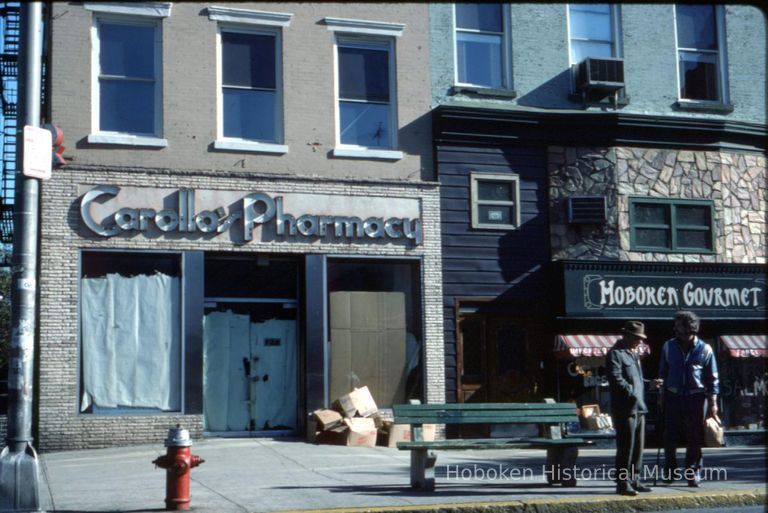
[621,320,647,339]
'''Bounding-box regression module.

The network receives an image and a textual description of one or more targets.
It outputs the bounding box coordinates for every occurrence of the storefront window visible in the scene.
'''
[79,252,181,414]
[327,259,422,408]
[721,358,766,430]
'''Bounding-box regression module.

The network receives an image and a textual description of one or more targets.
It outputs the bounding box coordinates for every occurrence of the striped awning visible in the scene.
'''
[554,334,651,359]
[719,335,767,358]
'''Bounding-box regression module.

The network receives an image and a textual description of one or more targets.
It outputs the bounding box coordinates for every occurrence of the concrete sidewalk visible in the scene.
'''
[37,438,766,513]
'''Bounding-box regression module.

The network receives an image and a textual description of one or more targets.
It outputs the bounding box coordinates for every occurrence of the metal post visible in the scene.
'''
[0,2,43,511]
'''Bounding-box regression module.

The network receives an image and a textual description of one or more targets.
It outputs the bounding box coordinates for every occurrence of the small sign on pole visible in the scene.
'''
[22,125,52,180]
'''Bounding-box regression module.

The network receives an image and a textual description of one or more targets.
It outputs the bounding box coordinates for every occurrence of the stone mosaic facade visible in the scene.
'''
[549,146,766,264]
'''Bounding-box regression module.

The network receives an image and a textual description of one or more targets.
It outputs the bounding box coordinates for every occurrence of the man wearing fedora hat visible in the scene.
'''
[607,320,652,496]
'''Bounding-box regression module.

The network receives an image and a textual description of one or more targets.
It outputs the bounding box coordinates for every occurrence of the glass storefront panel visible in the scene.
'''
[721,358,767,430]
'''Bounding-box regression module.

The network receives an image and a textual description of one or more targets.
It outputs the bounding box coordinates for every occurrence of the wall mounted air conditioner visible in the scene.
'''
[567,196,607,224]
[576,57,624,93]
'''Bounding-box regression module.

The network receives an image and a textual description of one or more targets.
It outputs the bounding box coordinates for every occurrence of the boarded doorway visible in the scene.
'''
[203,255,299,435]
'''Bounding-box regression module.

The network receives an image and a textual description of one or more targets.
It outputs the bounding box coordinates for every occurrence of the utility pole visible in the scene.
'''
[0,1,43,511]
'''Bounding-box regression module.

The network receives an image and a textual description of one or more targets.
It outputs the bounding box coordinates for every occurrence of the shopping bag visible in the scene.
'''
[704,415,725,447]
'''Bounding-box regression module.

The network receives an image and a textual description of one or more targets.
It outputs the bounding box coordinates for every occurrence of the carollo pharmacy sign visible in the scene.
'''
[79,185,423,245]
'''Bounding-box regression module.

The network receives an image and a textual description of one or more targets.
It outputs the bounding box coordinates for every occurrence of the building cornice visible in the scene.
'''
[433,106,768,154]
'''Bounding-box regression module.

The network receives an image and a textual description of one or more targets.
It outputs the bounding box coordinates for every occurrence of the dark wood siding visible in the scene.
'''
[438,145,550,402]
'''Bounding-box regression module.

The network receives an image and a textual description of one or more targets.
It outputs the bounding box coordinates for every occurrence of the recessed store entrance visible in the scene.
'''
[457,313,544,403]
[202,254,299,436]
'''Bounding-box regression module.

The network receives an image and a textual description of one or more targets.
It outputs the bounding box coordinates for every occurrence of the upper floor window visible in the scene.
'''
[220,28,281,144]
[336,37,396,150]
[85,2,170,146]
[675,4,726,102]
[629,197,714,253]
[95,18,161,137]
[325,17,403,160]
[471,173,520,230]
[568,4,620,64]
[208,6,292,154]
[455,3,507,89]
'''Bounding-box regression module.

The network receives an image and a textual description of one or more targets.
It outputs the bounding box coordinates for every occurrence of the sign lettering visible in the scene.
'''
[80,186,423,245]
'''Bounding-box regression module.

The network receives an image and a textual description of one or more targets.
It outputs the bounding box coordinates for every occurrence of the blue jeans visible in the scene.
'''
[663,391,706,481]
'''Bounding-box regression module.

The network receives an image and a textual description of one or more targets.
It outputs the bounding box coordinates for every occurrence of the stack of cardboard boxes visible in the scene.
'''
[307,386,435,448]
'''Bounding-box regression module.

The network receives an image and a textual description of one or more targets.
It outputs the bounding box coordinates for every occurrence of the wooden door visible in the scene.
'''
[458,315,541,403]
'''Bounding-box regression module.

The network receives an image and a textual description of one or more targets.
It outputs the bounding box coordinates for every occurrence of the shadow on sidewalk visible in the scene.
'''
[271,482,618,498]
[52,510,166,513]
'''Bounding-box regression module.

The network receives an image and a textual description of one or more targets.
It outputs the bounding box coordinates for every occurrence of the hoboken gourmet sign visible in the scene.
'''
[79,185,423,245]
[564,266,766,319]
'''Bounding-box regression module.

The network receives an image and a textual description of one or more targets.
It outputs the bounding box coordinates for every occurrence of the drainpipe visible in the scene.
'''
[0,1,44,511]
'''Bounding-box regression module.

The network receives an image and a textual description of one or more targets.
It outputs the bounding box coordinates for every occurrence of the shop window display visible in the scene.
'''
[720,358,766,430]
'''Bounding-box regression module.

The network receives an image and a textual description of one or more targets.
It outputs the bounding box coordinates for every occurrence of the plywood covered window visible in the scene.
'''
[327,259,422,407]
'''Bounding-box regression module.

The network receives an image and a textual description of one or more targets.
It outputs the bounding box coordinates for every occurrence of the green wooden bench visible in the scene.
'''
[393,402,591,490]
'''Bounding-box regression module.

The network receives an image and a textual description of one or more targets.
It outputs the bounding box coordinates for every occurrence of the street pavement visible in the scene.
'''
[36,438,766,513]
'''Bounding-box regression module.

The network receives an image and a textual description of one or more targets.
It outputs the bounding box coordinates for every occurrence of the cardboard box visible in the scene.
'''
[344,417,378,447]
[312,409,344,431]
[334,386,378,418]
[580,404,600,418]
[386,424,435,448]
[315,425,348,446]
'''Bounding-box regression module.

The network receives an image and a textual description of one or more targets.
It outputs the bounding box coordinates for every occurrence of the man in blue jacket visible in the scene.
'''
[656,311,719,487]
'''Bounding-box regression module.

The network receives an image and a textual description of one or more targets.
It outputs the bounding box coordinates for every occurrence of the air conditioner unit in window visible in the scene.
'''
[576,57,624,94]
[567,196,607,224]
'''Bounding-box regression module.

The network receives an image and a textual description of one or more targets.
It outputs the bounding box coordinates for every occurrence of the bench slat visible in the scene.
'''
[397,438,588,450]
[394,415,577,425]
[395,408,576,417]
[393,403,575,412]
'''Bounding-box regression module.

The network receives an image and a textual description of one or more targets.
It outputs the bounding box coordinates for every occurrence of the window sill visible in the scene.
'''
[568,92,630,109]
[332,147,403,160]
[213,140,288,155]
[630,247,716,255]
[88,133,168,148]
[674,101,734,114]
[471,223,520,231]
[451,85,517,99]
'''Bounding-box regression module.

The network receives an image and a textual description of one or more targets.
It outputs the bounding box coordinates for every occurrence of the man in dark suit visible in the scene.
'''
[607,320,653,496]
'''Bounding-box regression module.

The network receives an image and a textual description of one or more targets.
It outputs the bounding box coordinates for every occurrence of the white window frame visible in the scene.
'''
[325,17,403,160]
[214,25,287,154]
[470,172,521,230]
[87,6,168,147]
[673,4,729,105]
[453,3,512,90]
[566,4,622,66]
[208,6,292,154]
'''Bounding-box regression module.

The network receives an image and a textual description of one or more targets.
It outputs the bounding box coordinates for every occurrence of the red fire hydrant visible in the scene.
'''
[152,425,205,511]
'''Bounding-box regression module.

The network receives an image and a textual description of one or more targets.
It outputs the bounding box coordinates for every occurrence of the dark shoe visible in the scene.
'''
[633,482,652,492]
[687,479,700,488]
[617,483,638,496]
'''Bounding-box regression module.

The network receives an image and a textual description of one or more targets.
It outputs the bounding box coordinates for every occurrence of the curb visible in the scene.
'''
[276,489,767,513]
